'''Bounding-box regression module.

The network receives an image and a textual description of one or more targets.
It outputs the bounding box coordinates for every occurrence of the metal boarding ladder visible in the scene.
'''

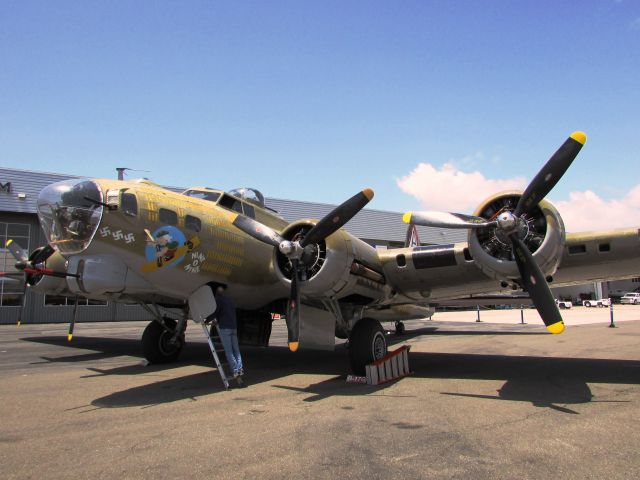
[200,322,230,390]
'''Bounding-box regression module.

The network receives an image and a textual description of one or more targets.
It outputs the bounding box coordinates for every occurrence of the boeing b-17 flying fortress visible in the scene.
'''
[4,131,640,378]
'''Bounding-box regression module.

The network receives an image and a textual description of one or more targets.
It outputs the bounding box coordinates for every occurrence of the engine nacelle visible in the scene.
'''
[27,250,72,296]
[274,220,390,304]
[468,191,566,282]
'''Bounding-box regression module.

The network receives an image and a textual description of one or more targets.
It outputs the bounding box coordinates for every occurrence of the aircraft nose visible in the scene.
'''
[37,179,104,255]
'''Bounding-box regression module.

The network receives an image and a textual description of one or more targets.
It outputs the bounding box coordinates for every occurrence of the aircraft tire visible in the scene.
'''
[142,319,184,364]
[348,318,387,375]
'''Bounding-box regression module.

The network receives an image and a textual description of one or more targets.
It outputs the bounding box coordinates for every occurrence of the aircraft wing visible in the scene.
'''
[378,227,640,305]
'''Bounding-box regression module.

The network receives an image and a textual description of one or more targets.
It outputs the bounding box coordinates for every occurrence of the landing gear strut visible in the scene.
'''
[141,315,186,364]
[348,318,387,375]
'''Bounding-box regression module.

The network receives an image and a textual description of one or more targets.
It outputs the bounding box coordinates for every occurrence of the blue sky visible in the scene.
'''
[1,1,639,225]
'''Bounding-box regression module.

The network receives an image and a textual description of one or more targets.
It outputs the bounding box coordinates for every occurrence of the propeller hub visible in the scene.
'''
[15,261,28,271]
[496,212,518,233]
[278,240,304,259]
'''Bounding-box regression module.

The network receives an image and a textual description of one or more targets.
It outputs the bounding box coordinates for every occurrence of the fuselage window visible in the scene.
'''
[243,203,255,219]
[159,208,178,225]
[185,215,202,232]
[568,244,587,255]
[121,193,138,217]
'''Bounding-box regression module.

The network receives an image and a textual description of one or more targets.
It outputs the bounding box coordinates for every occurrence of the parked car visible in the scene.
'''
[620,292,640,305]
[555,299,572,309]
[583,298,611,308]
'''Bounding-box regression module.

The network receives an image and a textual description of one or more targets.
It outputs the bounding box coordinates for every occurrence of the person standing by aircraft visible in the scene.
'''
[210,285,245,387]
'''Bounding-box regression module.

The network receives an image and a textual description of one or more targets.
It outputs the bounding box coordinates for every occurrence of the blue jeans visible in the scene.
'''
[218,328,243,375]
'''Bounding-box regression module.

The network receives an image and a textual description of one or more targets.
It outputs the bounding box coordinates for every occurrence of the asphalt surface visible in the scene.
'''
[1,311,639,479]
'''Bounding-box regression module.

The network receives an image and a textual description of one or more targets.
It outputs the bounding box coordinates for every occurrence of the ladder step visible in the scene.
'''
[200,322,231,390]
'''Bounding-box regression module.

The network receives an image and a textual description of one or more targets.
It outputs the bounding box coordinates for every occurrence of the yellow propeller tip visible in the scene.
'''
[6,239,12,247]
[17,321,21,327]
[402,212,412,224]
[67,334,73,342]
[546,321,565,334]
[570,131,587,145]
[362,188,374,201]
[288,341,299,352]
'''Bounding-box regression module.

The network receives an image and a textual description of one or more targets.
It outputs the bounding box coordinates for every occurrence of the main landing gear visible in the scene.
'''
[348,318,388,375]
[141,307,187,364]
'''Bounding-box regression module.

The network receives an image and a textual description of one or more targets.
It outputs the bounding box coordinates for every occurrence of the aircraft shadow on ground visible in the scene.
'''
[21,325,542,369]
[393,326,548,337]
[22,335,639,412]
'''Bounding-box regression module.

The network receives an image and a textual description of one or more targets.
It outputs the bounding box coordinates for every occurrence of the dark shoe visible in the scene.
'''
[236,377,246,388]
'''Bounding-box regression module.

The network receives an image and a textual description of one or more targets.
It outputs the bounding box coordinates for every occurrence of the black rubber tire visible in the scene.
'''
[142,319,184,364]
[348,318,387,375]
[585,301,591,307]
[395,321,406,335]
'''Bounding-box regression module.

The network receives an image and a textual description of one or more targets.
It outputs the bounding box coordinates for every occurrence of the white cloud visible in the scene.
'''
[397,161,640,232]
[396,162,526,212]
[553,186,640,231]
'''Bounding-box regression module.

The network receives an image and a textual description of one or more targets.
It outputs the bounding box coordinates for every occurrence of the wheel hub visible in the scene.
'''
[159,330,180,355]
[373,333,387,359]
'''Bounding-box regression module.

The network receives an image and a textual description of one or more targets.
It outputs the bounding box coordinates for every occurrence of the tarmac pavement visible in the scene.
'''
[1,308,639,479]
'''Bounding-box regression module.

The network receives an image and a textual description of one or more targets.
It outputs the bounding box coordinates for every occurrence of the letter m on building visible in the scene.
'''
[0,182,11,193]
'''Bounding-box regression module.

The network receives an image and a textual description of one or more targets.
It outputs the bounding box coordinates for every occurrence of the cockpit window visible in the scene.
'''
[219,194,243,213]
[183,189,221,203]
[243,203,255,219]
[36,179,104,255]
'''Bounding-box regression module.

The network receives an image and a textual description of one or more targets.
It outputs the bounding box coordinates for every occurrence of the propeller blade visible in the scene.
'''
[68,297,79,341]
[510,235,564,334]
[22,267,79,278]
[15,273,29,327]
[5,239,29,264]
[514,131,586,217]
[403,211,496,229]
[29,244,56,266]
[3,240,30,327]
[300,188,374,247]
[286,259,301,352]
[232,215,285,248]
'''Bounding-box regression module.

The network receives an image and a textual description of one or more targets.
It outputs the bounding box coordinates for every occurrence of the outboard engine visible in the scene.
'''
[468,191,565,282]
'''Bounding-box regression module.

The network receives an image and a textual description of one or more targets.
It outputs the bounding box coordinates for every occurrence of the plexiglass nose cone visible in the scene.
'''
[37,180,104,254]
